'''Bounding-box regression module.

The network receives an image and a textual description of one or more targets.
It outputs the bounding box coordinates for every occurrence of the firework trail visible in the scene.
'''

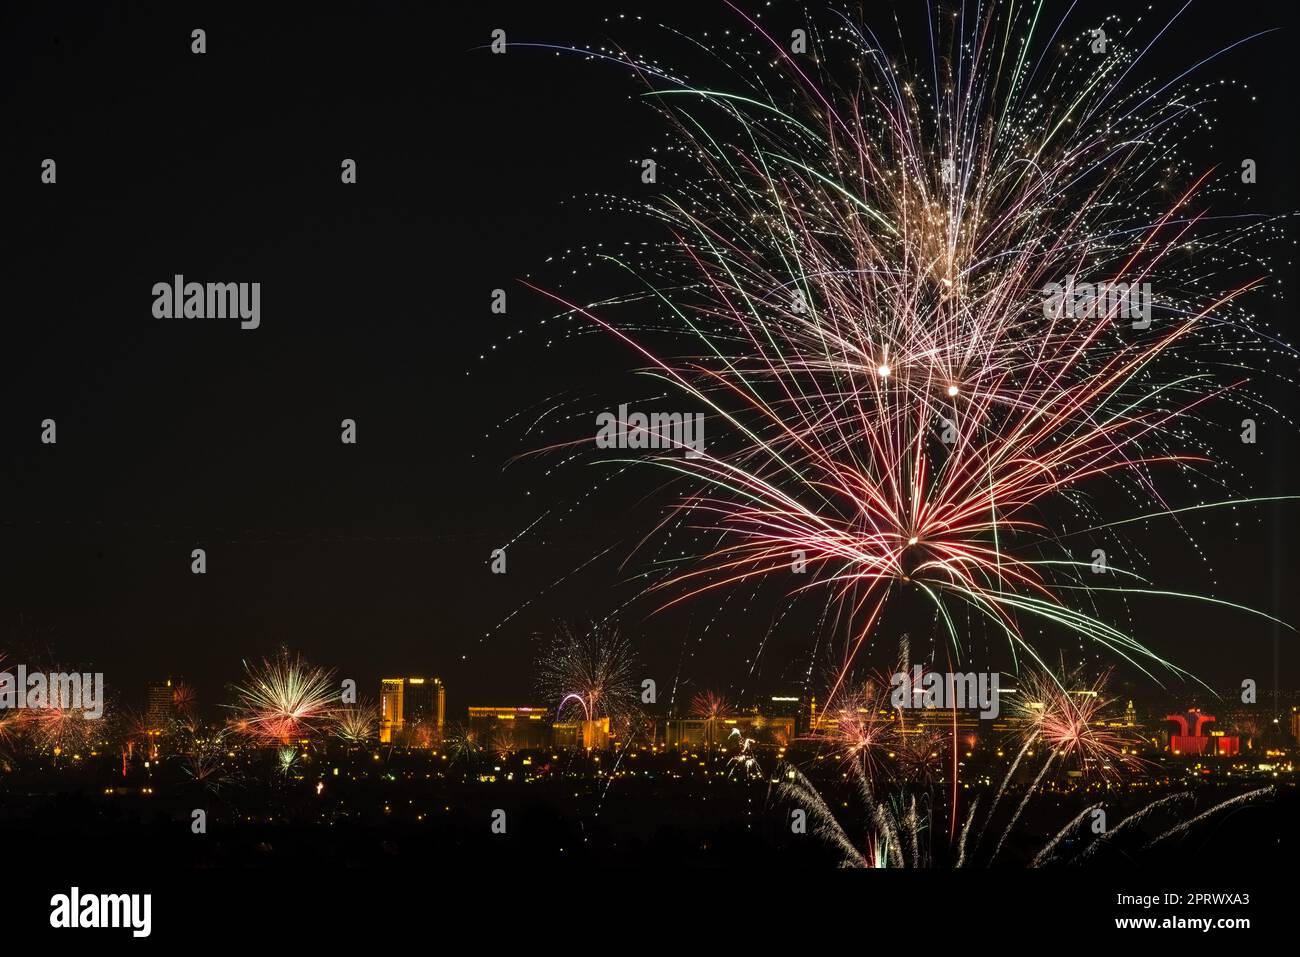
[777,746,932,869]
[954,794,981,867]
[1032,788,1274,867]
[988,748,1059,864]
[787,662,1145,866]
[1059,791,1194,866]
[507,1,1294,692]
[982,665,1141,862]
[1143,785,1274,851]
[777,762,870,867]
[782,747,1256,869]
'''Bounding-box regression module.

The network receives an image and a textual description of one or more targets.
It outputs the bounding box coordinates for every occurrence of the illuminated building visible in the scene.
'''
[145,678,177,730]
[467,706,552,749]
[1166,708,1240,756]
[553,716,610,750]
[141,678,181,757]
[767,694,807,734]
[666,712,795,748]
[379,677,446,746]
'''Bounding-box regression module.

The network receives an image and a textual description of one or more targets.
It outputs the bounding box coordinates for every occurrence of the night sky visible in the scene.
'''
[1,0,1297,718]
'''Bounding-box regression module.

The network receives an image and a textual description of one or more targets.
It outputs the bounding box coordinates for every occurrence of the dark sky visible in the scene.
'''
[0,1,1296,719]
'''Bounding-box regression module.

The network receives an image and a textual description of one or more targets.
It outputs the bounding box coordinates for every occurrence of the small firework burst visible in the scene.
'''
[488,725,515,759]
[725,728,762,781]
[891,727,946,787]
[536,623,640,731]
[1012,668,1138,779]
[179,726,233,793]
[24,706,102,757]
[276,746,301,777]
[0,708,23,756]
[820,680,899,787]
[334,699,378,745]
[689,689,734,748]
[444,723,481,766]
[171,681,197,717]
[119,707,159,760]
[689,690,733,721]
[228,649,339,744]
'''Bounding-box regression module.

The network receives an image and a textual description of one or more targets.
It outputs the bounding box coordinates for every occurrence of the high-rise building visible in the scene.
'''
[142,678,180,759]
[379,677,445,746]
[145,678,177,731]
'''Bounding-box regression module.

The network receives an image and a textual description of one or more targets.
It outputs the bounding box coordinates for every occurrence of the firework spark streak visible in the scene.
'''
[508,1,1295,692]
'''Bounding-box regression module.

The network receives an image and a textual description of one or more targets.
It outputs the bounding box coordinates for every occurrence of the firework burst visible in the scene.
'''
[1012,668,1138,778]
[178,725,234,793]
[444,723,481,767]
[979,665,1140,863]
[228,650,340,744]
[536,623,641,733]
[276,746,302,777]
[506,1,1295,693]
[171,681,197,717]
[689,689,734,748]
[334,699,378,746]
[816,678,899,789]
[23,706,103,757]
